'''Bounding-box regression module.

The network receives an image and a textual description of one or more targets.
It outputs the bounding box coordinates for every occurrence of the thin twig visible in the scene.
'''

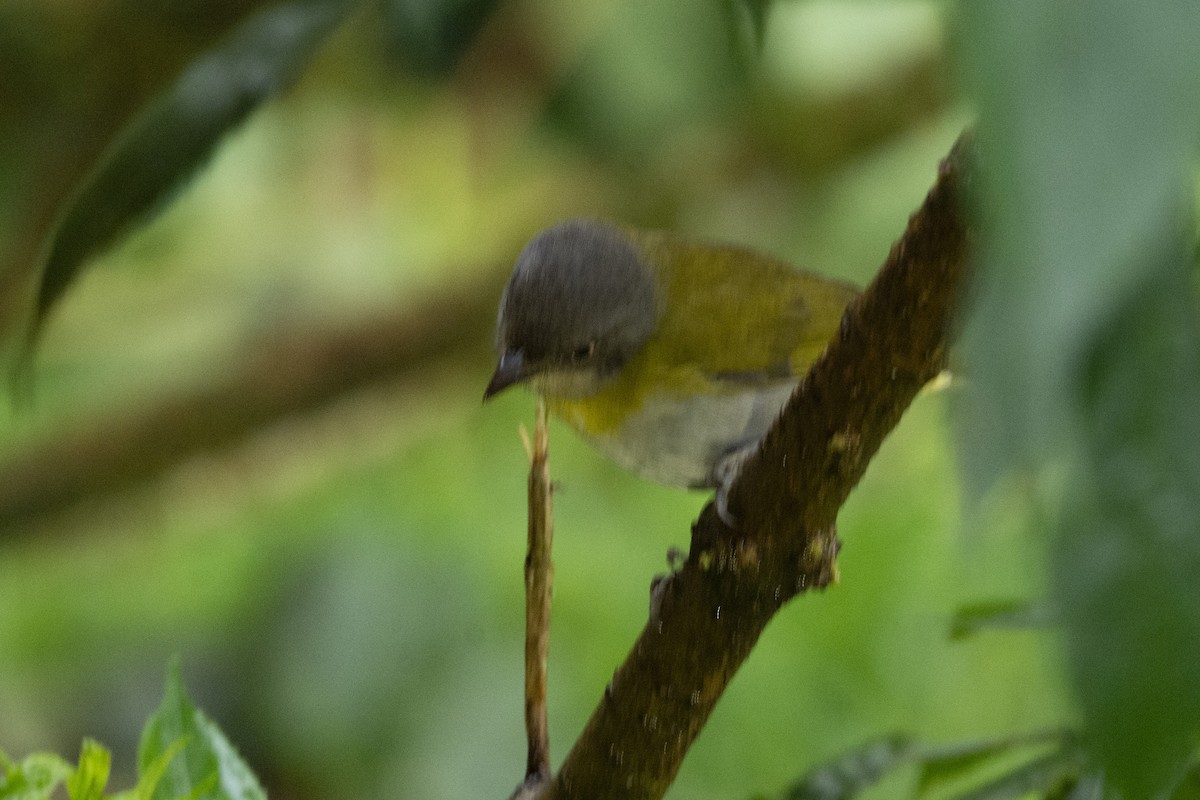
[514,399,554,797]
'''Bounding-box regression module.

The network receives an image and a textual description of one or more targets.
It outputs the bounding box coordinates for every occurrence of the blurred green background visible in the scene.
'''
[0,1,1068,797]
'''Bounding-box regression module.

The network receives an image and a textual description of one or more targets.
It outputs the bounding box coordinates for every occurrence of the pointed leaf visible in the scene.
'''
[779,734,915,800]
[139,661,266,800]
[105,737,191,800]
[66,739,111,800]
[917,731,1067,797]
[32,0,356,336]
[953,747,1087,800]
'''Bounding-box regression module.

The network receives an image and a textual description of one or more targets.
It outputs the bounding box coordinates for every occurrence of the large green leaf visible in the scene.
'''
[139,662,266,800]
[955,0,1200,489]
[955,2,1200,796]
[31,0,356,340]
[1060,259,1200,799]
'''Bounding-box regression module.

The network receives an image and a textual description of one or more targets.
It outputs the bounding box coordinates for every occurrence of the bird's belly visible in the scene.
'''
[558,384,797,489]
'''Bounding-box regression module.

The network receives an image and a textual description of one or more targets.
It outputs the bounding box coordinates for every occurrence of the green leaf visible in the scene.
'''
[777,734,915,800]
[381,0,500,76]
[31,0,357,339]
[1060,772,1109,800]
[916,731,1068,797]
[106,737,191,800]
[66,739,111,800]
[1170,759,1200,800]
[139,661,266,800]
[954,2,1200,796]
[955,0,1200,494]
[952,746,1087,800]
[1059,259,1200,800]
[0,751,74,800]
[948,599,1056,640]
[721,0,773,54]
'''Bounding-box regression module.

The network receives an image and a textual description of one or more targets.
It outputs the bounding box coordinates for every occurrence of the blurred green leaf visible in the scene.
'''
[139,661,266,800]
[949,599,1055,640]
[108,738,190,800]
[382,0,499,76]
[1057,772,1109,800]
[955,0,1200,493]
[65,739,110,800]
[1171,760,1200,800]
[545,0,744,161]
[955,2,1200,797]
[1059,258,1200,800]
[773,734,914,800]
[0,750,74,799]
[1041,772,1098,800]
[950,746,1085,800]
[917,730,1067,797]
[31,0,357,340]
[721,0,773,56]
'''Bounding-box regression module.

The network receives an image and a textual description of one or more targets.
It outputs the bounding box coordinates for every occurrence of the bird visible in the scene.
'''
[484,218,859,508]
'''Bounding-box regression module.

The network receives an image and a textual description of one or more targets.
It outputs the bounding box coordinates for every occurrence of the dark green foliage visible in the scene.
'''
[381,0,501,76]
[955,1,1200,795]
[31,0,357,338]
[1059,253,1200,800]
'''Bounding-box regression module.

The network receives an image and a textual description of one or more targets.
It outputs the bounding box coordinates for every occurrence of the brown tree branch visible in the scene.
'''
[539,132,974,800]
[0,273,505,537]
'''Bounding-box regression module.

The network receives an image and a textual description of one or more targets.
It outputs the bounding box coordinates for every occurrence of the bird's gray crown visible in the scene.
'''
[496,219,659,375]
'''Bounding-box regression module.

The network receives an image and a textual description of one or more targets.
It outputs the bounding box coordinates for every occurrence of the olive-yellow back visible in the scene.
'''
[547,229,859,438]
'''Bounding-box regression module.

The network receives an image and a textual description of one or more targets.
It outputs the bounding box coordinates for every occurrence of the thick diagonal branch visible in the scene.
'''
[539,133,974,800]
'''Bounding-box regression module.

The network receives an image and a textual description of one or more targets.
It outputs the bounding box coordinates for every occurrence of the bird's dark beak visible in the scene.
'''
[483,349,527,400]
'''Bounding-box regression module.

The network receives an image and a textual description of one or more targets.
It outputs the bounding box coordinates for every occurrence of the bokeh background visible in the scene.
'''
[0,1,1067,797]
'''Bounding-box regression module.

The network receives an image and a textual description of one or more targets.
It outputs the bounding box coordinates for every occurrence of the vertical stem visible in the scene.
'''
[524,398,554,783]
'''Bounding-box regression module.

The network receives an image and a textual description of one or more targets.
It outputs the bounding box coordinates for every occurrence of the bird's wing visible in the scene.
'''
[634,233,859,390]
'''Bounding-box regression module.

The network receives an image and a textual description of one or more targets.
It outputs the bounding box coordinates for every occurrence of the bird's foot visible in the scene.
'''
[711,443,758,527]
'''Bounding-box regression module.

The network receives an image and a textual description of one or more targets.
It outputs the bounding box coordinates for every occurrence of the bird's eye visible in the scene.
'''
[571,342,596,362]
